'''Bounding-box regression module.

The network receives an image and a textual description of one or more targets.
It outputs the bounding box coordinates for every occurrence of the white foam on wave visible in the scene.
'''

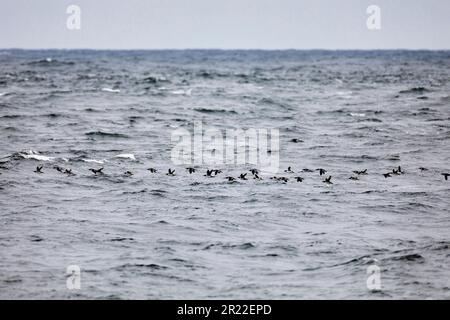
[350,113,366,117]
[101,88,120,93]
[82,158,107,164]
[113,154,136,161]
[335,91,353,99]
[19,150,54,161]
[171,88,192,96]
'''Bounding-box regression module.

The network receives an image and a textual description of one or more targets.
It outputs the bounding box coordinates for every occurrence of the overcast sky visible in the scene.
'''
[1,0,449,49]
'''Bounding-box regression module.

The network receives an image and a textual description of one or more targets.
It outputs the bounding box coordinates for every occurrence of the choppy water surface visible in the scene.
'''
[0,50,449,299]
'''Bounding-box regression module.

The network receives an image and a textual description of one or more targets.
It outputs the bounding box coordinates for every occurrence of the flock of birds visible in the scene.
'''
[28,164,450,184]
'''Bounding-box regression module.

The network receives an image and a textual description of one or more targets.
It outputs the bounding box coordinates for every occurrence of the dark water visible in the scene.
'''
[0,50,449,299]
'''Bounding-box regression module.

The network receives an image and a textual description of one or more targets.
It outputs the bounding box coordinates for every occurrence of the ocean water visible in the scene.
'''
[0,50,449,299]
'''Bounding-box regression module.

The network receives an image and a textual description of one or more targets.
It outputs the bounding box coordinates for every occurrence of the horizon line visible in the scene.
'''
[2,47,450,52]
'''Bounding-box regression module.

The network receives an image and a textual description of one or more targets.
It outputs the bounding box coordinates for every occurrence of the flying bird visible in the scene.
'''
[323,176,332,184]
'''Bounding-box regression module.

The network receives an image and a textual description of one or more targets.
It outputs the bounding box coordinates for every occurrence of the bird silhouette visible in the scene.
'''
[323,176,332,184]
[186,167,196,174]
[89,167,104,175]
[34,165,43,173]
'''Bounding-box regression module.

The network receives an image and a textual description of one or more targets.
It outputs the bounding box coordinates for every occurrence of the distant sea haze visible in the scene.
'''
[0,50,449,299]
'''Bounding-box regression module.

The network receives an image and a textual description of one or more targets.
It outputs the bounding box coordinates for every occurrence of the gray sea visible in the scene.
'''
[0,50,449,299]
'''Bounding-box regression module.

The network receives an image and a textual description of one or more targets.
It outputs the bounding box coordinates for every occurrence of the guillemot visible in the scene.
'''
[89,167,104,175]
[34,165,43,173]
[284,166,294,173]
[253,173,262,180]
[53,165,64,173]
[186,167,196,174]
[166,169,175,176]
[239,173,248,180]
[147,168,157,173]
[316,168,327,176]
[323,176,332,184]
[204,169,213,177]
[442,173,450,181]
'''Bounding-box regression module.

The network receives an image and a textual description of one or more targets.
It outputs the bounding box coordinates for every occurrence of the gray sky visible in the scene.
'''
[1,0,449,49]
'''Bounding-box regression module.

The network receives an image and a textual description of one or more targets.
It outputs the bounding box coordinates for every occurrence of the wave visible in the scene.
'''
[194,107,237,114]
[81,158,108,164]
[141,75,170,84]
[85,131,129,138]
[258,97,293,110]
[101,88,120,93]
[25,58,75,66]
[171,88,192,96]
[389,253,424,262]
[115,263,168,271]
[0,114,23,119]
[113,153,136,161]
[399,87,430,94]
[17,150,54,161]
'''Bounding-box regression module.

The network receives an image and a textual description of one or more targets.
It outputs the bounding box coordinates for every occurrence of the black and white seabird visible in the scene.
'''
[271,176,288,182]
[353,169,367,175]
[323,176,332,184]
[383,173,392,178]
[302,168,314,173]
[442,173,450,181]
[186,167,196,174]
[53,165,64,173]
[419,167,428,171]
[65,168,74,175]
[124,171,133,176]
[34,165,43,173]
[147,168,157,173]
[349,176,359,180]
[294,177,304,182]
[225,176,236,182]
[239,173,248,180]
[166,169,175,176]
[250,169,259,175]
[89,167,104,175]
[316,168,327,176]
[253,173,262,180]
[284,166,294,173]
[204,169,213,177]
